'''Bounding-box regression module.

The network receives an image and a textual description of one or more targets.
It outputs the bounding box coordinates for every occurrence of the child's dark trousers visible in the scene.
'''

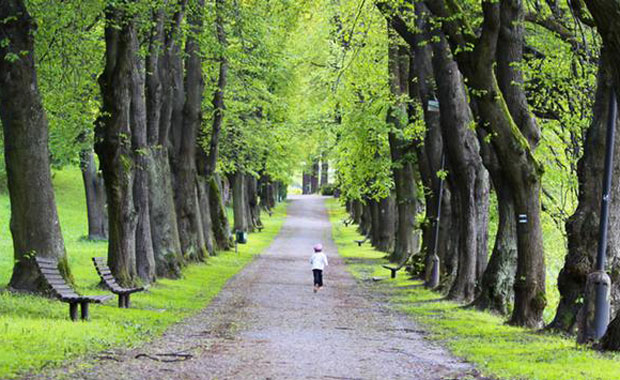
[312,269,323,287]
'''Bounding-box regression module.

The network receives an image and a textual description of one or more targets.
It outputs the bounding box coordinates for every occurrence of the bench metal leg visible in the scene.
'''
[80,302,90,321]
[118,294,130,308]
[390,269,397,279]
[69,303,78,321]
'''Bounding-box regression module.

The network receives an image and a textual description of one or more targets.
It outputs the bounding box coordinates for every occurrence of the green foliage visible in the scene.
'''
[28,0,104,168]
[326,199,620,380]
[320,183,336,196]
[0,167,288,379]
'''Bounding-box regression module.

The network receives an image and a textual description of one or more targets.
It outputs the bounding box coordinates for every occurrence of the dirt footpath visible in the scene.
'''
[36,195,484,380]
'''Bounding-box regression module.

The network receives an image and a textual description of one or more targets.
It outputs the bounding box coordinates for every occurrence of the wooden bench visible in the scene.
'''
[35,257,112,321]
[354,237,369,247]
[92,257,145,308]
[256,225,264,232]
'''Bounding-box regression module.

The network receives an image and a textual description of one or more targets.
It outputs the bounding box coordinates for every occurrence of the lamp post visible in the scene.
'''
[579,87,617,343]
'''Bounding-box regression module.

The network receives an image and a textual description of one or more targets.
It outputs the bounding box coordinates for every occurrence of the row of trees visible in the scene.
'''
[0,0,305,292]
[289,0,620,349]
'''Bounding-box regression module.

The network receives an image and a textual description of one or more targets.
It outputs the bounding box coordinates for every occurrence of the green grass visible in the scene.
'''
[0,167,287,379]
[325,198,620,380]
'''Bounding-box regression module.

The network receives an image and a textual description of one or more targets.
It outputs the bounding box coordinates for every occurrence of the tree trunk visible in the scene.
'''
[430,32,483,303]
[170,0,207,262]
[96,3,139,286]
[247,174,262,229]
[80,150,108,241]
[302,171,311,194]
[473,176,517,314]
[311,160,320,194]
[320,156,329,187]
[475,168,490,280]
[209,174,232,250]
[351,199,363,225]
[231,171,249,232]
[427,0,546,327]
[359,200,372,237]
[376,193,396,252]
[148,149,183,277]
[131,53,156,283]
[387,42,418,264]
[550,53,620,332]
[0,0,70,291]
[145,4,184,278]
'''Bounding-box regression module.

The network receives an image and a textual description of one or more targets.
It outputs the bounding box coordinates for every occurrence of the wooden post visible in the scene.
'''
[125,294,131,308]
[118,294,124,308]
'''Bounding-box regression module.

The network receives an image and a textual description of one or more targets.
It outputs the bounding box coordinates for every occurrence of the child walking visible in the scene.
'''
[310,243,328,293]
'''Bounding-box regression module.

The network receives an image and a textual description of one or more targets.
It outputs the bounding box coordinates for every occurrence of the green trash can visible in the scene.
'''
[235,230,247,244]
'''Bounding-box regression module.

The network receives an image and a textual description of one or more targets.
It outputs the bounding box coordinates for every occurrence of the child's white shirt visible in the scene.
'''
[310,252,328,270]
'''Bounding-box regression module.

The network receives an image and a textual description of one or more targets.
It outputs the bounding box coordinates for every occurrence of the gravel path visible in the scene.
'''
[39,195,484,380]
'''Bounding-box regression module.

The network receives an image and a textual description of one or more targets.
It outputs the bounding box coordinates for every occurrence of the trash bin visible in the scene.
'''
[235,230,247,244]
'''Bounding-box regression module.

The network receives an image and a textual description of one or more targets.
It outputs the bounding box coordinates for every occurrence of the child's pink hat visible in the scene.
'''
[313,244,323,252]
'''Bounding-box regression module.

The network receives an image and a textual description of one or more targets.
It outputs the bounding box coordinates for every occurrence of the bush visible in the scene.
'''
[320,184,336,196]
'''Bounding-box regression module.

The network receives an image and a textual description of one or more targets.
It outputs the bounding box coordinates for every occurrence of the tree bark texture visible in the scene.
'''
[0,0,70,292]
[550,53,620,332]
[387,41,418,264]
[246,174,262,230]
[209,174,232,250]
[431,32,484,303]
[321,155,329,187]
[96,3,139,286]
[311,160,320,194]
[424,0,547,327]
[145,4,184,278]
[130,54,156,283]
[80,150,108,241]
[170,0,207,262]
[231,171,249,232]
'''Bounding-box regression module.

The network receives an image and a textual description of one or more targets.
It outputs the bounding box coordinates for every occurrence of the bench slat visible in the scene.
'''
[47,279,70,287]
[35,257,57,264]
[39,268,62,276]
[38,263,59,270]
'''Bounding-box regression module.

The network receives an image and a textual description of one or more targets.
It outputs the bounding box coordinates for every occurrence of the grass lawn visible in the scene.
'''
[0,167,287,379]
[325,198,620,380]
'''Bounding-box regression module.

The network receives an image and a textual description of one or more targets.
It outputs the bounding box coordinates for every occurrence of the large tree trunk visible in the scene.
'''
[96,3,139,286]
[145,5,183,278]
[131,54,156,283]
[376,194,396,252]
[170,0,207,262]
[426,0,546,327]
[231,171,249,233]
[473,175,518,314]
[359,200,372,237]
[0,0,70,291]
[209,174,232,250]
[311,160,320,194]
[387,42,418,264]
[199,0,230,254]
[430,32,483,303]
[247,174,262,229]
[582,0,620,350]
[475,169,490,280]
[320,155,329,187]
[80,150,108,241]
[550,53,620,332]
[302,171,311,195]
